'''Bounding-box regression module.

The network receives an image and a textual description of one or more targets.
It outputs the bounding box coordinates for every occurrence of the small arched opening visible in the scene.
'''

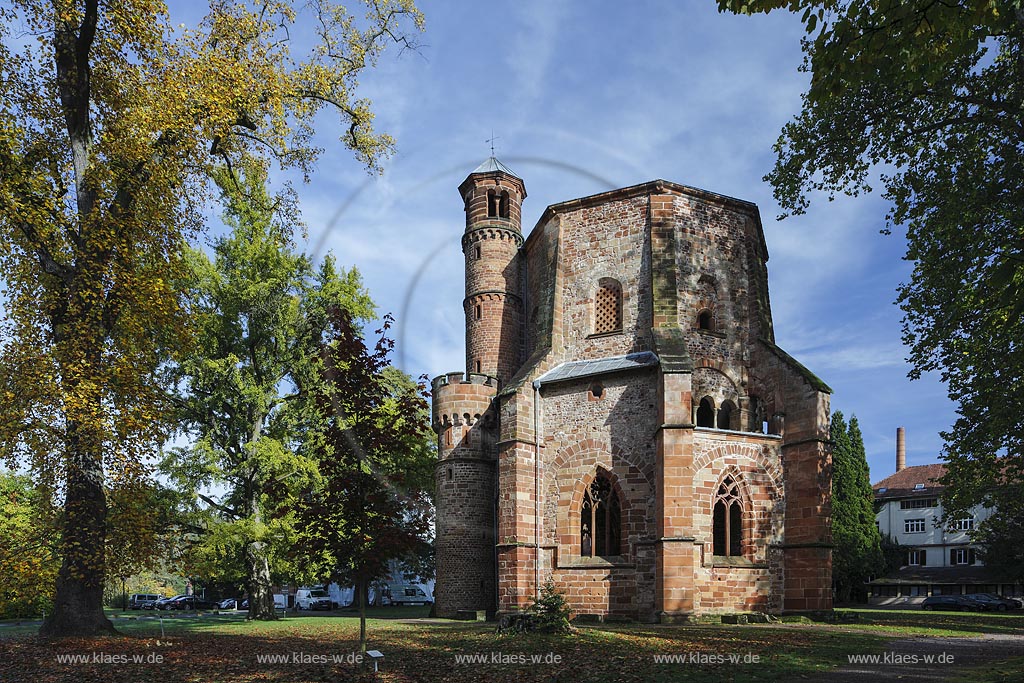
[697,309,714,331]
[696,397,715,428]
[594,277,623,334]
[499,190,510,218]
[717,399,736,430]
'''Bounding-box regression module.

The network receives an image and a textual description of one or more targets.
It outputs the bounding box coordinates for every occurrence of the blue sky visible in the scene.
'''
[175,0,958,482]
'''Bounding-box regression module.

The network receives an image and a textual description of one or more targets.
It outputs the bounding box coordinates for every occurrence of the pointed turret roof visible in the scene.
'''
[459,155,526,200]
[471,155,520,178]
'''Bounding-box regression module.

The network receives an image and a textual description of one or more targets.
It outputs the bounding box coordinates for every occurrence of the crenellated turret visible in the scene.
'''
[430,371,498,618]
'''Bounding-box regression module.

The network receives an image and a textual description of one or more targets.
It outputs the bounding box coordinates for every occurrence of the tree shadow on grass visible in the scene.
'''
[0,618,893,683]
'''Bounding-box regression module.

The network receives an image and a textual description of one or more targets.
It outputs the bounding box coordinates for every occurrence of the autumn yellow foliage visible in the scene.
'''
[0,0,422,635]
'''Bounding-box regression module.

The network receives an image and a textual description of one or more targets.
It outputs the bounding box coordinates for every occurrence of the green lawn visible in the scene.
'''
[1,608,1021,682]
[834,607,1024,637]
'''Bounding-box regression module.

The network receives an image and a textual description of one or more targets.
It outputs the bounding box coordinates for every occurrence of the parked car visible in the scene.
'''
[965,594,1021,611]
[166,595,217,611]
[154,595,186,610]
[217,598,238,610]
[129,593,161,610]
[921,595,988,611]
[295,587,331,611]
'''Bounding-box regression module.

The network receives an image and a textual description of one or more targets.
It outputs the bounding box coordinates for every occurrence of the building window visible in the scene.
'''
[901,498,938,509]
[475,304,482,320]
[902,585,926,597]
[952,548,976,565]
[907,549,927,566]
[580,471,621,558]
[499,190,510,218]
[487,189,498,217]
[696,396,715,428]
[697,309,714,331]
[712,475,743,557]
[905,518,926,533]
[594,278,623,334]
[475,245,482,260]
[588,382,604,401]
[953,518,974,531]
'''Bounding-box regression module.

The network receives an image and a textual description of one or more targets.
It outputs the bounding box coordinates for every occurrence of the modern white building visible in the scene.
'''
[867,428,1019,605]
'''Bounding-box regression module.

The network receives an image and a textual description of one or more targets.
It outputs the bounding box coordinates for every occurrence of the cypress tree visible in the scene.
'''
[831,412,883,603]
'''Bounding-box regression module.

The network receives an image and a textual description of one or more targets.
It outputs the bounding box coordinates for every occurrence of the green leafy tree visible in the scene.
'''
[166,160,376,620]
[292,310,434,653]
[831,413,882,602]
[0,472,59,619]
[104,482,175,611]
[715,0,1024,554]
[0,0,422,636]
[973,498,1024,583]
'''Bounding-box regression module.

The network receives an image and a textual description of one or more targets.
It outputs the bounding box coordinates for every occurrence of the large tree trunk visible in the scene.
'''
[40,423,116,637]
[244,538,277,620]
[244,472,276,621]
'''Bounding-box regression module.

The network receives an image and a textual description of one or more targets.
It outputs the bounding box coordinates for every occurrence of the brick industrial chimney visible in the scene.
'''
[896,426,906,472]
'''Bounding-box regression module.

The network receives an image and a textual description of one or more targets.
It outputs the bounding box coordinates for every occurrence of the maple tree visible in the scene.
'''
[0,0,422,636]
[292,309,434,652]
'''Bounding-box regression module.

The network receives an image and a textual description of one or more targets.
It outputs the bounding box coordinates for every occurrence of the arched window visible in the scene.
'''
[580,471,621,557]
[696,397,715,428]
[594,278,623,334]
[499,190,510,218]
[717,400,735,430]
[697,309,714,330]
[712,476,743,557]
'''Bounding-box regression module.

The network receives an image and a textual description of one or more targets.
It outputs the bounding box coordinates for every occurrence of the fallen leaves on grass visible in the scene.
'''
[0,618,877,683]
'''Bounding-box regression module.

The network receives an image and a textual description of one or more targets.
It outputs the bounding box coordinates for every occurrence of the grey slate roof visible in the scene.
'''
[472,156,520,177]
[535,351,659,385]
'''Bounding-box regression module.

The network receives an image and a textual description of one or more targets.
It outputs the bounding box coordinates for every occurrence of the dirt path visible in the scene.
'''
[805,632,1024,681]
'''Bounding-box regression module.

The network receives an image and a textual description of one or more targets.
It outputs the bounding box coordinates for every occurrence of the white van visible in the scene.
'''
[273,593,288,610]
[295,587,331,610]
[383,584,432,606]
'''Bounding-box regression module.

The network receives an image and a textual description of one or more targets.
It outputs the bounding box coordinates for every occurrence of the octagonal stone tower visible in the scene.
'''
[431,158,527,618]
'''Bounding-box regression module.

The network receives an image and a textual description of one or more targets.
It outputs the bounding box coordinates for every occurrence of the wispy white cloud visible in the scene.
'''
[175,0,962,472]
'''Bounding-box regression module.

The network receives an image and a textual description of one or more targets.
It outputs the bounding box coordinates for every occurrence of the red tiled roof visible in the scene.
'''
[872,463,947,500]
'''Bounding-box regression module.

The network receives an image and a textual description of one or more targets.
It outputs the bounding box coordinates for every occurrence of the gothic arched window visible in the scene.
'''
[712,475,743,557]
[580,471,621,557]
[594,278,623,334]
